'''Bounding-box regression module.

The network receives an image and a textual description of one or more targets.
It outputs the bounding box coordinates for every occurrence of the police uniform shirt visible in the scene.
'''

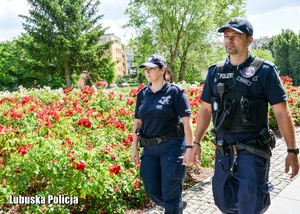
[201,54,287,143]
[134,81,192,139]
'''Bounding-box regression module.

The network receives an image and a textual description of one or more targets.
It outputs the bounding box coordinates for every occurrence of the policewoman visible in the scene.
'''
[192,18,299,213]
[131,54,194,213]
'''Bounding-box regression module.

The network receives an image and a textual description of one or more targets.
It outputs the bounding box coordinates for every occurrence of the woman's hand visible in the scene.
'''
[131,147,140,165]
[183,148,194,166]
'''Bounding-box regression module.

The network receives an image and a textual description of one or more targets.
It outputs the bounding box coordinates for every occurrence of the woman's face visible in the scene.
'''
[144,66,164,82]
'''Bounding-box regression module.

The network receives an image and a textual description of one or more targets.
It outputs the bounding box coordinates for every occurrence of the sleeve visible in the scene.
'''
[174,89,192,118]
[134,91,143,119]
[200,66,216,104]
[262,65,287,105]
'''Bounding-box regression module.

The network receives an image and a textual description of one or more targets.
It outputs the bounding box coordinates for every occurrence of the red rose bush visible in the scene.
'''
[0,78,299,213]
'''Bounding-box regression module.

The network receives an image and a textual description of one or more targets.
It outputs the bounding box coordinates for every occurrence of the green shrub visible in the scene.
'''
[0,76,298,213]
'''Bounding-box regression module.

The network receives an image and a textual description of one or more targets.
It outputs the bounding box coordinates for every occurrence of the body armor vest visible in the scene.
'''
[212,57,268,133]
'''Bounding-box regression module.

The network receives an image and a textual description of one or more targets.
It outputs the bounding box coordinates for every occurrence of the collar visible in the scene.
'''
[146,81,170,94]
[225,54,255,70]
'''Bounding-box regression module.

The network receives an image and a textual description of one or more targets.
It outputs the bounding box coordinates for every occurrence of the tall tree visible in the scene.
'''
[125,0,245,82]
[0,40,38,90]
[251,49,274,62]
[272,29,300,85]
[288,32,300,85]
[19,0,113,88]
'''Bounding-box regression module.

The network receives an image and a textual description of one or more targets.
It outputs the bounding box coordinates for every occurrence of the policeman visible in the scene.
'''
[131,54,195,213]
[192,17,299,214]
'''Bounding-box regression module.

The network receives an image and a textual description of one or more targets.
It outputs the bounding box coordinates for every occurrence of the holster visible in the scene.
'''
[259,128,276,149]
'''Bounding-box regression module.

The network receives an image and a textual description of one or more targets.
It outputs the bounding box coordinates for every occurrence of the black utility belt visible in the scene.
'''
[139,131,178,147]
[216,139,271,159]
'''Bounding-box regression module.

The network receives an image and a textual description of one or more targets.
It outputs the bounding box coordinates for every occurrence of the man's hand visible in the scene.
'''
[285,154,299,179]
[192,144,202,166]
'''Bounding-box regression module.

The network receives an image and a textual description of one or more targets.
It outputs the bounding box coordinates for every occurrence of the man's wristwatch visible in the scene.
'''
[287,148,299,155]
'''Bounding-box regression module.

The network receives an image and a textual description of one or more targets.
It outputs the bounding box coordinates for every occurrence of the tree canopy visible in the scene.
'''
[270,29,300,85]
[19,0,114,88]
[124,0,245,83]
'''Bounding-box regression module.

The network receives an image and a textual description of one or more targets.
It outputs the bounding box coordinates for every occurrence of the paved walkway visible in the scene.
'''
[145,127,300,214]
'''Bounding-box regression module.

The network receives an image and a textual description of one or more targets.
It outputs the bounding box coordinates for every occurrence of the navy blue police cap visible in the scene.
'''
[139,54,167,68]
[218,17,253,36]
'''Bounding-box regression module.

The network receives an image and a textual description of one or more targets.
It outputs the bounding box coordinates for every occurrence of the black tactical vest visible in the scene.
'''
[211,57,268,133]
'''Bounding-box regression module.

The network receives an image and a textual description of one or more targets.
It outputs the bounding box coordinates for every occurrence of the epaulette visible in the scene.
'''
[263,60,275,67]
[208,62,220,70]
[170,82,184,91]
[208,60,225,70]
[262,60,278,73]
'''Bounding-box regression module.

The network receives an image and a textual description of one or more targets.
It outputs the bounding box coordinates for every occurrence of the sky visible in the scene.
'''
[0,0,300,43]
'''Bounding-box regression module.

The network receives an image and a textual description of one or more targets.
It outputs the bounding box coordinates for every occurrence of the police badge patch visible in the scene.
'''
[241,67,256,78]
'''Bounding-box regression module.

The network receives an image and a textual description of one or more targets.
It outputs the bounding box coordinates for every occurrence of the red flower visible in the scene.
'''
[15,168,22,173]
[95,81,107,88]
[21,96,35,105]
[109,164,121,175]
[78,118,92,128]
[134,178,141,190]
[11,111,23,119]
[81,86,95,95]
[122,134,133,147]
[61,138,74,147]
[114,186,120,193]
[106,120,126,131]
[67,150,75,158]
[18,146,27,155]
[26,144,33,150]
[108,91,115,100]
[126,98,135,106]
[111,154,117,160]
[129,88,138,97]
[137,84,145,92]
[75,160,86,171]
[87,145,94,150]
[65,109,73,116]
[63,88,72,94]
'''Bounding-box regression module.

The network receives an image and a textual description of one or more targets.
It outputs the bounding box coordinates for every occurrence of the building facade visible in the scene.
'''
[125,48,137,76]
[251,36,271,50]
[100,33,127,77]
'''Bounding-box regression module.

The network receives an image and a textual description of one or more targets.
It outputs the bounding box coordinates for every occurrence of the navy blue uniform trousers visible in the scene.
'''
[140,138,187,214]
[212,148,273,214]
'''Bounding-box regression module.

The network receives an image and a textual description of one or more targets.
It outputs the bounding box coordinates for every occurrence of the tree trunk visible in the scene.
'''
[64,60,72,88]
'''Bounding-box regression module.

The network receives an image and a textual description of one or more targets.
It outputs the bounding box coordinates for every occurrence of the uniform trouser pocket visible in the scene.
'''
[213,150,272,214]
[140,139,186,212]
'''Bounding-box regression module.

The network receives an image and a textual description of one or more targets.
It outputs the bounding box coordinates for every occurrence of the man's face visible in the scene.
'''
[223,28,250,55]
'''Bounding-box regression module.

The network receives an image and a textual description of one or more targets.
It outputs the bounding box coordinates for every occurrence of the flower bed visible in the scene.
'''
[0,77,299,213]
